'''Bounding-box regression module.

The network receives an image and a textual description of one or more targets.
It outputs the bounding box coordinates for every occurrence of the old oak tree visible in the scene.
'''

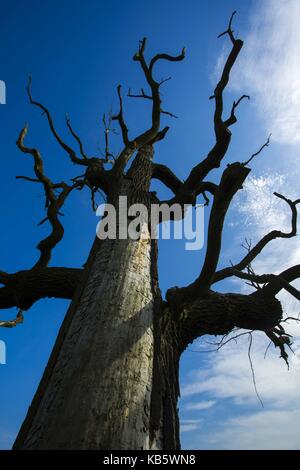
[1,13,299,449]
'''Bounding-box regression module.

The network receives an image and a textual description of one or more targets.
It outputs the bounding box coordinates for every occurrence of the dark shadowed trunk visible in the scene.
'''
[13,146,181,450]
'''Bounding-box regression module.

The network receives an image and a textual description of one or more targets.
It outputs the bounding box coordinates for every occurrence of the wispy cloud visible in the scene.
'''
[184,400,216,411]
[181,0,300,450]
[204,409,300,450]
[180,166,300,448]
[181,419,203,433]
[220,170,300,286]
[182,327,300,405]
[232,0,300,145]
[181,154,300,449]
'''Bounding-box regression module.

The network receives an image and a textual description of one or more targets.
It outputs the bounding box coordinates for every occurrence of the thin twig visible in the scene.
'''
[243,134,271,166]
[264,340,272,359]
[218,11,237,44]
[248,334,264,408]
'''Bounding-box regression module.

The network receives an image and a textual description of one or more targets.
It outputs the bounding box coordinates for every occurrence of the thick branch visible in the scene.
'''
[166,163,250,308]
[182,14,243,194]
[151,163,183,193]
[213,41,243,139]
[260,265,300,300]
[227,268,300,302]
[161,181,218,210]
[176,290,283,352]
[151,160,217,206]
[0,267,82,311]
[149,47,186,75]
[213,193,300,283]
[190,163,249,290]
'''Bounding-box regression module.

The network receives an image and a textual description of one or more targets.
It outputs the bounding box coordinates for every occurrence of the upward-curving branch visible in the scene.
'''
[16,124,81,267]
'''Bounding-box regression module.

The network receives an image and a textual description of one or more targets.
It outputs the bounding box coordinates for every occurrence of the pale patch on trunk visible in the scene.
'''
[19,227,156,450]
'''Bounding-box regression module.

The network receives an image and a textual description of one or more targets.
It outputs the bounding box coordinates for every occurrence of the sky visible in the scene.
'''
[1,0,300,450]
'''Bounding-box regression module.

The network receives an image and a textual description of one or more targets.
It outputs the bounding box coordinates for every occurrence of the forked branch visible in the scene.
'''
[166,163,250,308]
[16,125,80,267]
[113,38,185,172]
[213,193,300,283]
[182,12,245,194]
[224,94,250,127]
[27,77,88,166]
[217,10,237,44]
[112,85,130,147]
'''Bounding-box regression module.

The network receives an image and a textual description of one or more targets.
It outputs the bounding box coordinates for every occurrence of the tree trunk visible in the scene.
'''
[12,144,284,451]
[13,146,181,450]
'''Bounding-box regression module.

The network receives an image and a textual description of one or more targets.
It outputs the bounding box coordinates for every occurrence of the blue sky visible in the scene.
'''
[1,0,300,450]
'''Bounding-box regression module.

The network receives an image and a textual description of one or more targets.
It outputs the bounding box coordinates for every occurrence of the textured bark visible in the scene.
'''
[150,305,181,450]
[0,267,82,310]
[10,144,287,450]
[6,18,298,451]
[16,239,155,449]
[177,290,283,349]
[13,145,181,450]
[13,244,283,450]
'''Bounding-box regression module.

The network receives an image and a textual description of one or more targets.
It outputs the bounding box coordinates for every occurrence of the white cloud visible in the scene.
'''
[204,410,300,450]
[181,168,300,448]
[232,0,300,145]
[182,330,300,405]
[181,424,199,433]
[223,170,300,280]
[181,419,203,433]
[181,0,300,449]
[233,173,287,235]
[184,400,216,411]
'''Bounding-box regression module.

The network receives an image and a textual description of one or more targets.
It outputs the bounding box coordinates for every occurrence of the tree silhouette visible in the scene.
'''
[1,12,299,450]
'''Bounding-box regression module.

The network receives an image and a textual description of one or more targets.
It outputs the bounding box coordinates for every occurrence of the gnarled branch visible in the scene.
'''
[224,94,250,127]
[187,163,249,290]
[65,115,88,160]
[151,163,183,194]
[217,10,237,44]
[213,193,300,284]
[27,77,88,166]
[132,37,184,148]
[243,134,271,166]
[112,85,130,147]
[16,125,80,267]
[166,163,250,308]
[0,267,82,311]
[182,13,244,194]
[113,39,185,173]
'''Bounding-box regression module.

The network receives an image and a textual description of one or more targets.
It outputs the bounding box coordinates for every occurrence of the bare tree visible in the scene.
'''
[1,13,299,450]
